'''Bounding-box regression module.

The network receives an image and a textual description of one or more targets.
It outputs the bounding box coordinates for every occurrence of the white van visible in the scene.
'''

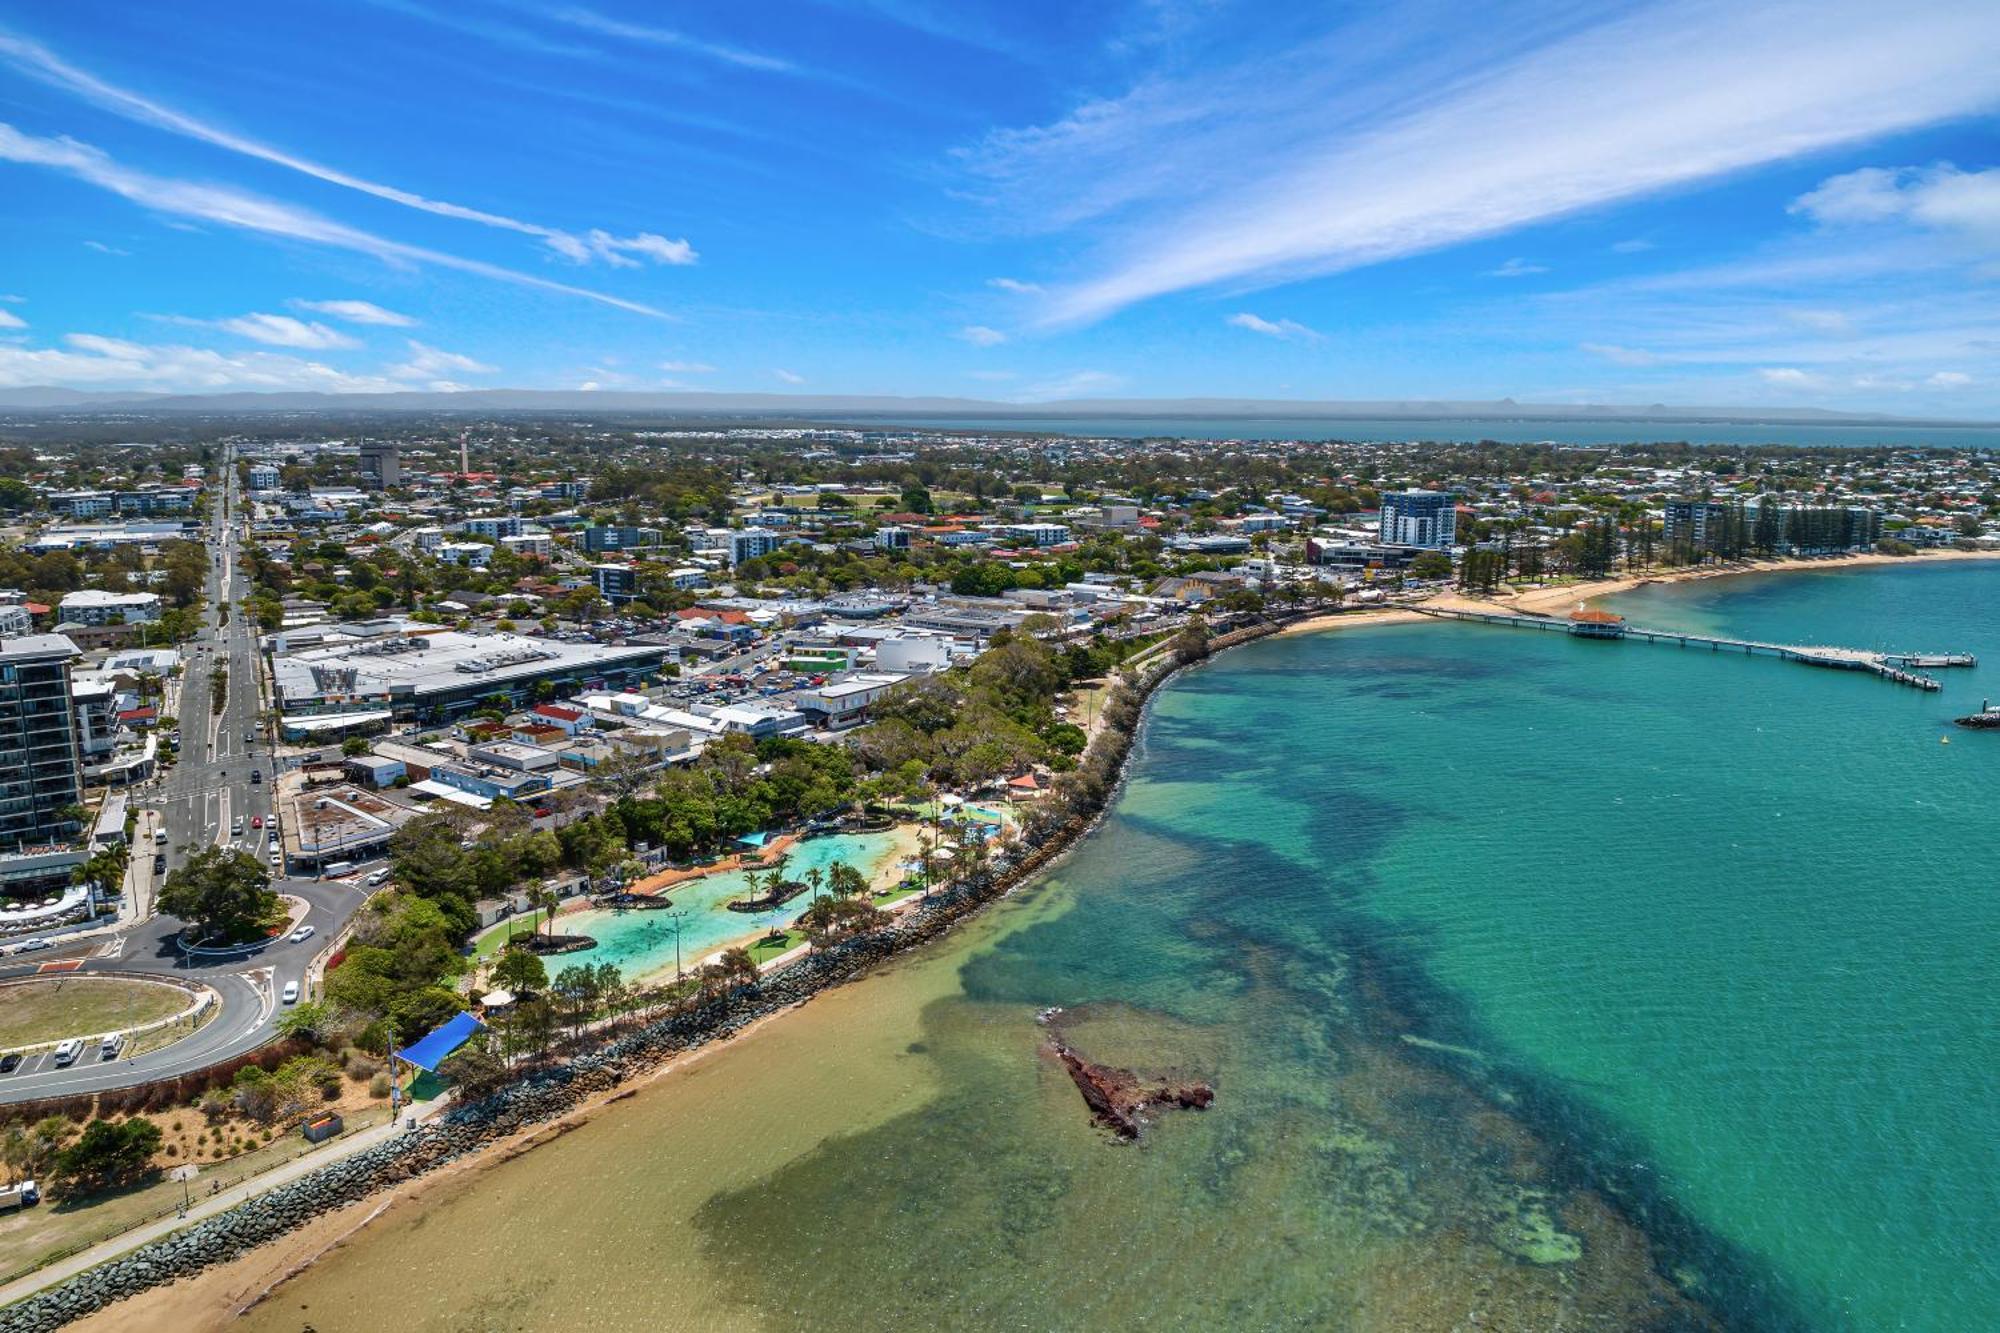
[51,1039,82,1066]
[322,860,354,878]
[365,869,391,887]
[153,827,169,847]
[98,1033,122,1058]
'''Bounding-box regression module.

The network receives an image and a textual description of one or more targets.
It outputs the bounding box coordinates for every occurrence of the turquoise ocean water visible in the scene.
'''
[693,559,2000,1329]
[245,560,2000,1331]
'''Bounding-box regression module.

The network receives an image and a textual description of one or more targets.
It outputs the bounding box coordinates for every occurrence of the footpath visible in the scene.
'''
[0,1094,453,1311]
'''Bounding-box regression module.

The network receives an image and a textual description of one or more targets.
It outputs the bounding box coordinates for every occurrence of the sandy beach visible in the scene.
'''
[49,543,2000,1330]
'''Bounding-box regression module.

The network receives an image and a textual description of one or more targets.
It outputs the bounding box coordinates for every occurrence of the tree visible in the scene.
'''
[158,847,278,944]
[1410,551,1453,581]
[826,860,868,899]
[275,1000,332,1042]
[341,736,371,758]
[529,883,561,938]
[53,1118,162,1194]
[2,1116,74,1183]
[439,1042,509,1098]
[490,948,549,995]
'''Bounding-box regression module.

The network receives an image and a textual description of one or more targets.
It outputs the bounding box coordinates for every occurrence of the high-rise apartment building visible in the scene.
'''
[1379,490,1457,549]
[0,634,84,851]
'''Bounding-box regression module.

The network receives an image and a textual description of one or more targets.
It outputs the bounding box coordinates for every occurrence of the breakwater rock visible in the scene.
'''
[1046,1037,1214,1140]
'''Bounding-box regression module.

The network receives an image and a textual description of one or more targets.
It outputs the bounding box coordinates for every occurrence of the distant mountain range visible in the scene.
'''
[0,385,1986,427]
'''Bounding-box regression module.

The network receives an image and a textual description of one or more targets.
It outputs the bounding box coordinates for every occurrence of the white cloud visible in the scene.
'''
[0,122,667,317]
[1927,370,1973,387]
[1610,238,1655,253]
[0,309,23,330]
[958,324,1008,346]
[1486,257,1548,278]
[971,1,2000,324]
[1225,311,1319,341]
[0,332,410,392]
[577,380,602,391]
[987,277,1044,294]
[0,28,694,269]
[540,6,798,74]
[1758,367,1824,388]
[82,239,129,255]
[206,313,357,349]
[1783,308,1854,335]
[389,340,496,381]
[291,299,416,327]
[773,368,805,384]
[1791,164,2000,242]
[659,360,717,373]
[1579,341,1663,366]
[573,228,697,268]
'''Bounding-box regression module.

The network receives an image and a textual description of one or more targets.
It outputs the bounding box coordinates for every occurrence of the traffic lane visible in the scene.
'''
[0,971,270,1102]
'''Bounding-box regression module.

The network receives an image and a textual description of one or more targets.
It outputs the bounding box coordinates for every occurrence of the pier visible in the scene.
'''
[1412,606,1975,691]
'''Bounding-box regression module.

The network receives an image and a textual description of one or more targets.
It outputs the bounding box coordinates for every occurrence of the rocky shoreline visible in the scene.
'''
[0,615,1283,1332]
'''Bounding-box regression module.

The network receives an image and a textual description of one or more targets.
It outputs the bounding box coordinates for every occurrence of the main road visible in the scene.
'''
[0,451,374,1104]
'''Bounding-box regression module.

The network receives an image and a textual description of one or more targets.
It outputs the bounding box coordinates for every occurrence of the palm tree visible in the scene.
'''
[803,865,825,905]
[529,883,560,939]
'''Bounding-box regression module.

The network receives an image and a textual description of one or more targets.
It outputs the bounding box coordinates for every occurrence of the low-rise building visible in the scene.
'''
[57,590,162,626]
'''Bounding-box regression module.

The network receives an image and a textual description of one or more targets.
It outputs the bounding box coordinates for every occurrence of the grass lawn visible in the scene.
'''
[0,979,190,1049]
[744,928,805,966]
[471,918,544,962]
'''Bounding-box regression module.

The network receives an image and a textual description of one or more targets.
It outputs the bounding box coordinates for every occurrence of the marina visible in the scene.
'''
[1413,605,1976,691]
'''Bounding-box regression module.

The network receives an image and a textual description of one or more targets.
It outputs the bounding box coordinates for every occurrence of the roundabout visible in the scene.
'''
[0,976,211,1055]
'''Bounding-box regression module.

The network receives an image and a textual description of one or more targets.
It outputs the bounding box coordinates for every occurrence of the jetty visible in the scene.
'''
[1414,606,1975,692]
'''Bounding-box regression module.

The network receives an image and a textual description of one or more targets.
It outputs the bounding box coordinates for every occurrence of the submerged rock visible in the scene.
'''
[1044,1036,1214,1140]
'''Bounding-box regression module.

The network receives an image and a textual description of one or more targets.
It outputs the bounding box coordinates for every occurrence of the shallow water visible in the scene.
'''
[238,561,2000,1331]
[548,831,905,981]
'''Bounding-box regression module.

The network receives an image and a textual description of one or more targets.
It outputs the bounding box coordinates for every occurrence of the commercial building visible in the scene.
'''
[57,590,163,626]
[247,464,282,492]
[358,440,401,489]
[989,522,1073,548]
[592,563,638,603]
[1306,540,1419,572]
[461,515,525,540]
[1379,490,1457,549]
[501,533,553,560]
[0,635,85,854]
[272,629,670,724]
[794,673,908,727]
[580,525,662,553]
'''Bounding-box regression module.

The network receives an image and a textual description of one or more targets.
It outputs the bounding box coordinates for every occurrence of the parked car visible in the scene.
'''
[51,1039,82,1066]
[0,1053,21,1074]
[98,1034,122,1059]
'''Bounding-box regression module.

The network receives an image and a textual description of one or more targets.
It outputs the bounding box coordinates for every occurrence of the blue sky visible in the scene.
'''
[0,0,1997,412]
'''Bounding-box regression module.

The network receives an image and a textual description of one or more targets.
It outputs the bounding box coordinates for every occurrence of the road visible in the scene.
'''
[0,453,374,1104]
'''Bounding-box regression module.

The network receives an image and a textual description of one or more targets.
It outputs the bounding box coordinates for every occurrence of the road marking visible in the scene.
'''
[37,960,82,974]
[93,938,123,960]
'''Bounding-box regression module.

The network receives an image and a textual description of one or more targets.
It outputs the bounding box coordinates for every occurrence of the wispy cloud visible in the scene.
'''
[0,27,694,268]
[389,340,496,384]
[971,1,2000,324]
[659,359,717,373]
[957,324,1007,346]
[773,368,806,384]
[1485,257,1547,278]
[292,299,417,327]
[1579,341,1664,366]
[0,332,412,392]
[82,239,129,255]
[1225,311,1319,341]
[0,122,668,317]
[987,277,1043,295]
[539,5,796,73]
[1609,237,1656,254]
[1758,367,1824,388]
[156,312,360,349]
[0,309,23,330]
[1927,371,1973,388]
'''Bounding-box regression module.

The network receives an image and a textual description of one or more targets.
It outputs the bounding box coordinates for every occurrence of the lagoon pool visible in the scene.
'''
[531,831,907,982]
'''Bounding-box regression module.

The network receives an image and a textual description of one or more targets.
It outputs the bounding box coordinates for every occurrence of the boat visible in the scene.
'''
[1952,700,2000,730]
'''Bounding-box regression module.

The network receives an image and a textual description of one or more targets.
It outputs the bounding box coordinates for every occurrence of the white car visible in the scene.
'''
[281,981,300,1004]
[289,924,314,943]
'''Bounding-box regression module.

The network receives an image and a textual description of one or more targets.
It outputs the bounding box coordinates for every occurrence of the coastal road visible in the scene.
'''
[0,454,372,1104]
